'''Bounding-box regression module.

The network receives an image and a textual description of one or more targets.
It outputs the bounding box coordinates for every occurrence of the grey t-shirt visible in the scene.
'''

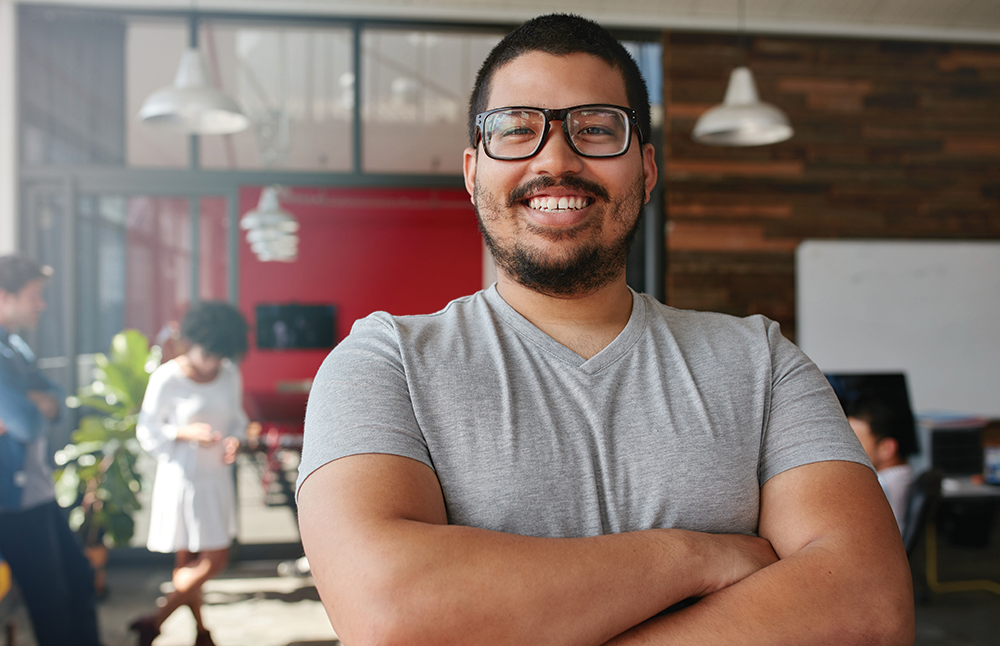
[298,286,869,538]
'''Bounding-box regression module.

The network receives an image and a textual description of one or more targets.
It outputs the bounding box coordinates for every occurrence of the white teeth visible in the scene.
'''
[528,196,589,211]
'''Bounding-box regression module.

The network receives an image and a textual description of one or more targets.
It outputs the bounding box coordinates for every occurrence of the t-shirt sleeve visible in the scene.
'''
[757,320,873,484]
[296,313,431,496]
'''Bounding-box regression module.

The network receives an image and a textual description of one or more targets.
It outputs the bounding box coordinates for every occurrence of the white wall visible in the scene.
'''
[0,0,15,253]
[797,240,1000,419]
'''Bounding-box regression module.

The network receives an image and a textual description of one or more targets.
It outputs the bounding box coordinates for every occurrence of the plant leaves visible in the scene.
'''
[61,328,154,547]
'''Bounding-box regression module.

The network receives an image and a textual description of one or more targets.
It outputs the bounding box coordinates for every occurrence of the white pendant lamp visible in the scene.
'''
[691,66,793,146]
[692,0,793,147]
[138,48,250,135]
[240,186,299,262]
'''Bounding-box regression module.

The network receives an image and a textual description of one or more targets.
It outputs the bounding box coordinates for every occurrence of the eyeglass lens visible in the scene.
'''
[482,107,630,159]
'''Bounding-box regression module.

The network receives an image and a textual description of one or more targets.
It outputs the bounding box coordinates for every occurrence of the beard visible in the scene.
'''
[474,172,645,297]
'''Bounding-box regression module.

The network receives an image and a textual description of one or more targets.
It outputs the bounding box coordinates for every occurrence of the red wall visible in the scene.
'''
[238,185,482,421]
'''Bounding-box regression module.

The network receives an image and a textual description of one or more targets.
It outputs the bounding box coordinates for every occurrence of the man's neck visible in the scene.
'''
[879,456,909,471]
[495,272,634,360]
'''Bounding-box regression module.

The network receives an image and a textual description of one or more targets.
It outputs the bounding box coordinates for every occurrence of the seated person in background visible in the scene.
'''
[846,397,917,533]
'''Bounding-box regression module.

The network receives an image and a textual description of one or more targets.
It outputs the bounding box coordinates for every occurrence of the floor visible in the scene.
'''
[909,504,1000,645]
[3,557,338,646]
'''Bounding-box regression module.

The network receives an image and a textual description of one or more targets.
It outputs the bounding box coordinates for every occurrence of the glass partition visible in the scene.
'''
[198,23,355,171]
[126,18,191,167]
[362,29,500,173]
[75,194,230,354]
[20,8,126,166]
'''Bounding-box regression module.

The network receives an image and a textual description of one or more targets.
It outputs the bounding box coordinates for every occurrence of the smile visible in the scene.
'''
[527,196,592,212]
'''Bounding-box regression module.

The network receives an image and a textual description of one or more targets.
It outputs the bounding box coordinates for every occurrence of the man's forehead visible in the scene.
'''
[485,51,628,110]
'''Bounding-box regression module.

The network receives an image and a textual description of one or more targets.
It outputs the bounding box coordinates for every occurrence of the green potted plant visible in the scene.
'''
[53,329,161,595]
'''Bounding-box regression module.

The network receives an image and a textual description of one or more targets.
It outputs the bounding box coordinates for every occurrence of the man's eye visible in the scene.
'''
[499,126,535,138]
[578,125,614,136]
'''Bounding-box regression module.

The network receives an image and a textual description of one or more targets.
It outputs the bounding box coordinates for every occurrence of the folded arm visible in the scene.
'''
[0,382,44,443]
[298,453,777,646]
[605,460,914,646]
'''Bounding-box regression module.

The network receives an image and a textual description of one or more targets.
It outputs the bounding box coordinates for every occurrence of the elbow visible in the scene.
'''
[829,600,913,646]
[877,598,916,646]
[850,577,915,646]
[879,568,916,645]
[340,618,435,646]
[316,565,455,646]
[327,599,448,646]
[864,611,915,646]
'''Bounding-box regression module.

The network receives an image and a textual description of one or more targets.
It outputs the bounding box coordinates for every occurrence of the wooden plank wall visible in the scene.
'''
[664,32,1000,342]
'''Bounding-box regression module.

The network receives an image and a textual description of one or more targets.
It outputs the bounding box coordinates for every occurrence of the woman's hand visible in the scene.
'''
[176,422,221,446]
[222,436,240,465]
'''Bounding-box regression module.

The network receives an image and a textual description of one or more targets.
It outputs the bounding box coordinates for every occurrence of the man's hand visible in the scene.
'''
[0,417,6,435]
[26,390,59,420]
[604,461,914,646]
[175,422,221,446]
[692,533,778,597]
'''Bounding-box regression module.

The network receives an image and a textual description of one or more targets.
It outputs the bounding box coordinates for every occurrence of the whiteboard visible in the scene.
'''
[796,240,1000,419]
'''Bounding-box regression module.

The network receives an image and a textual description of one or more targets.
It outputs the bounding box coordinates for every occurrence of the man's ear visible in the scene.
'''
[463,146,478,204]
[875,437,900,464]
[641,143,657,203]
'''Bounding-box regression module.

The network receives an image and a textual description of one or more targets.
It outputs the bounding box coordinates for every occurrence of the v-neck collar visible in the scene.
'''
[482,284,647,375]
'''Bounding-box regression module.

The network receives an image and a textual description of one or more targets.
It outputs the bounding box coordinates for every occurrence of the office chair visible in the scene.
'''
[903,468,944,558]
[906,468,1000,595]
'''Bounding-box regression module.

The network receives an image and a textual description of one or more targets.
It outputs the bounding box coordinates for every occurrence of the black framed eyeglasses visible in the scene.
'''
[474,104,642,161]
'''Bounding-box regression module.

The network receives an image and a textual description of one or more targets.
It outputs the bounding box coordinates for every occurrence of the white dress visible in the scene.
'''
[137,359,248,553]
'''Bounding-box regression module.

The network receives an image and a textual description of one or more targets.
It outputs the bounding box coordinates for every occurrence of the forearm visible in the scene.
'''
[325,522,700,645]
[298,455,775,646]
[305,515,762,646]
[0,389,44,441]
[605,537,914,646]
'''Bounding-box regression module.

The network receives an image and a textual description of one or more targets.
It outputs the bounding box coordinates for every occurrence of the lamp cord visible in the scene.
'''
[737,0,747,66]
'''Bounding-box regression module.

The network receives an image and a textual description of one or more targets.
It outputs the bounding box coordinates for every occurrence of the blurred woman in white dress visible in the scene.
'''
[130,302,250,646]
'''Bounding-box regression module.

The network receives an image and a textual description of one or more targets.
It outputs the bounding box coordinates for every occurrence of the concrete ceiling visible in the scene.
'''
[32,0,1000,44]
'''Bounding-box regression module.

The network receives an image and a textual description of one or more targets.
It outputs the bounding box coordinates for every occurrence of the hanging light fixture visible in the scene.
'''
[692,66,793,146]
[138,11,249,135]
[240,186,299,262]
[692,0,793,147]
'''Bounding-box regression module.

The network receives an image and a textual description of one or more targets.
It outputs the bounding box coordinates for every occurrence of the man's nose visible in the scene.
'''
[528,122,584,176]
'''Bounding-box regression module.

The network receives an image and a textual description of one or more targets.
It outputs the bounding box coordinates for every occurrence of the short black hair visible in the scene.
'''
[180,301,249,359]
[468,13,651,148]
[0,254,53,295]
[845,396,919,458]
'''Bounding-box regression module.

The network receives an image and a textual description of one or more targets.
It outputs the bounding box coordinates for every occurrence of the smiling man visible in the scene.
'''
[296,14,914,646]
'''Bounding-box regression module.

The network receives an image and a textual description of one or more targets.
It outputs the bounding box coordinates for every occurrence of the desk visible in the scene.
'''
[924,477,1000,595]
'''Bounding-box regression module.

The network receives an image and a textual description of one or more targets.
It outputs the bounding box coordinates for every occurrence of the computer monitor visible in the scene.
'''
[256,303,336,350]
[825,372,919,459]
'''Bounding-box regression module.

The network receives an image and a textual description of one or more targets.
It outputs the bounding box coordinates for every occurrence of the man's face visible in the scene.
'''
[463,51,657,296]
[0,279,47,331]
[848,416,879,463]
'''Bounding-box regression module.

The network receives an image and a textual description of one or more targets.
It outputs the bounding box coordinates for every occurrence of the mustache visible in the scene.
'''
[506,175,611,207]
